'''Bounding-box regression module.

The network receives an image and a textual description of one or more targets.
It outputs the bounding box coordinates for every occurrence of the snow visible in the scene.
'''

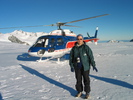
[0,41,133,100]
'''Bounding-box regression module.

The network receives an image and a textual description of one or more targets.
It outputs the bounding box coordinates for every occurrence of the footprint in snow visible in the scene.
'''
[10,77,22,80]
[38,88,51,93]
[41,96,49,99]
[126,75,131,77]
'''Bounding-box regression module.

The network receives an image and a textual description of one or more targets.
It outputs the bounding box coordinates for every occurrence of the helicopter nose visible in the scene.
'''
[37,49,45,57]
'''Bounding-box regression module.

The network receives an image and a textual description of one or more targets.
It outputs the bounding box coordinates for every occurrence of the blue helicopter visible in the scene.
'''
[28,26,99,62]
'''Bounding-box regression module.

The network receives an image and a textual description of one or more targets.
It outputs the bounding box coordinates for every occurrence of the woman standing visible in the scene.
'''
[69,34,98,99]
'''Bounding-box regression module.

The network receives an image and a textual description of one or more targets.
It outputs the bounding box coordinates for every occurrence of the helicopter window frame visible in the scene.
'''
[44,39,49,47]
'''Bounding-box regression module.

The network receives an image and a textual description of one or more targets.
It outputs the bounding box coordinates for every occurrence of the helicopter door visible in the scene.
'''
[56,38,64,49]
[49,38,55,47]
[48,38,56,52]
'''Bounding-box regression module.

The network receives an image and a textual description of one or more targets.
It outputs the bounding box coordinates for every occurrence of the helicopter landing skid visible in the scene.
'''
[36,57,49,62]
[36,57,63,63]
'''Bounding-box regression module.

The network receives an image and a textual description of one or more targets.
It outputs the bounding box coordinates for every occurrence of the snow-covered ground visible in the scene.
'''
[0,41,133,100]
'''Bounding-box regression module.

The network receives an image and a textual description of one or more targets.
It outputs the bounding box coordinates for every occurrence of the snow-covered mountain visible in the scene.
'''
[0,30,48,45]
[130,39,133,42]
[107,40,123,43]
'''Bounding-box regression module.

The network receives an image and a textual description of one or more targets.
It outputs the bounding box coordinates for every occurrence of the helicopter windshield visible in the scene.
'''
[33,38,49,47]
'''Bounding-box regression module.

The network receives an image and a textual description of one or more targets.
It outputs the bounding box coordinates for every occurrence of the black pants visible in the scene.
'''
[75,67,90,93]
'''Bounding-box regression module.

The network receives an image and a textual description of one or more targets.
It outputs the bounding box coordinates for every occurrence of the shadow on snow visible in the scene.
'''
[17,53,41,61]
[17,53,70,62]
[0,93,3,100]
[20,64,76,96]
[90,75,133,90]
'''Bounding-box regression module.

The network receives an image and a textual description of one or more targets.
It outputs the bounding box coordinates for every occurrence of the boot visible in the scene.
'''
[75,92,82,97]
[85,93,90,99]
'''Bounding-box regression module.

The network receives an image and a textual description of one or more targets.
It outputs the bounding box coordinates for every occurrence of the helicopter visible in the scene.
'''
[28,26,98,59]
[0,14,109,62]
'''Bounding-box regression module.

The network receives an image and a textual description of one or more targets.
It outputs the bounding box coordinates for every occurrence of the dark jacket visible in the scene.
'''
[69,42,96,71]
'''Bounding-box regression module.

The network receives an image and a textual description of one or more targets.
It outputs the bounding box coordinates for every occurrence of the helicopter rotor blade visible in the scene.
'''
[45,24,56,26]
[63,25,80,27]
[64,14,109,24]
[0,25,46,29]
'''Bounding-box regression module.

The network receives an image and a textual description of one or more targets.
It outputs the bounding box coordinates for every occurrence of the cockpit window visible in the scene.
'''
[33,38,49,47]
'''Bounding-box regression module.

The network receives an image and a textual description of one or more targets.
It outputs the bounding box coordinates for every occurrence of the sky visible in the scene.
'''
[0,0,133,40]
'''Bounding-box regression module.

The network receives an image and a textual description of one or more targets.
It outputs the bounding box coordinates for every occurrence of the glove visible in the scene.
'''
[93,67,98,72]
[71,68,74,72]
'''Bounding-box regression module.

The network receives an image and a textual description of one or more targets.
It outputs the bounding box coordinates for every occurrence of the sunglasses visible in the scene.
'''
[77,38,83,40]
